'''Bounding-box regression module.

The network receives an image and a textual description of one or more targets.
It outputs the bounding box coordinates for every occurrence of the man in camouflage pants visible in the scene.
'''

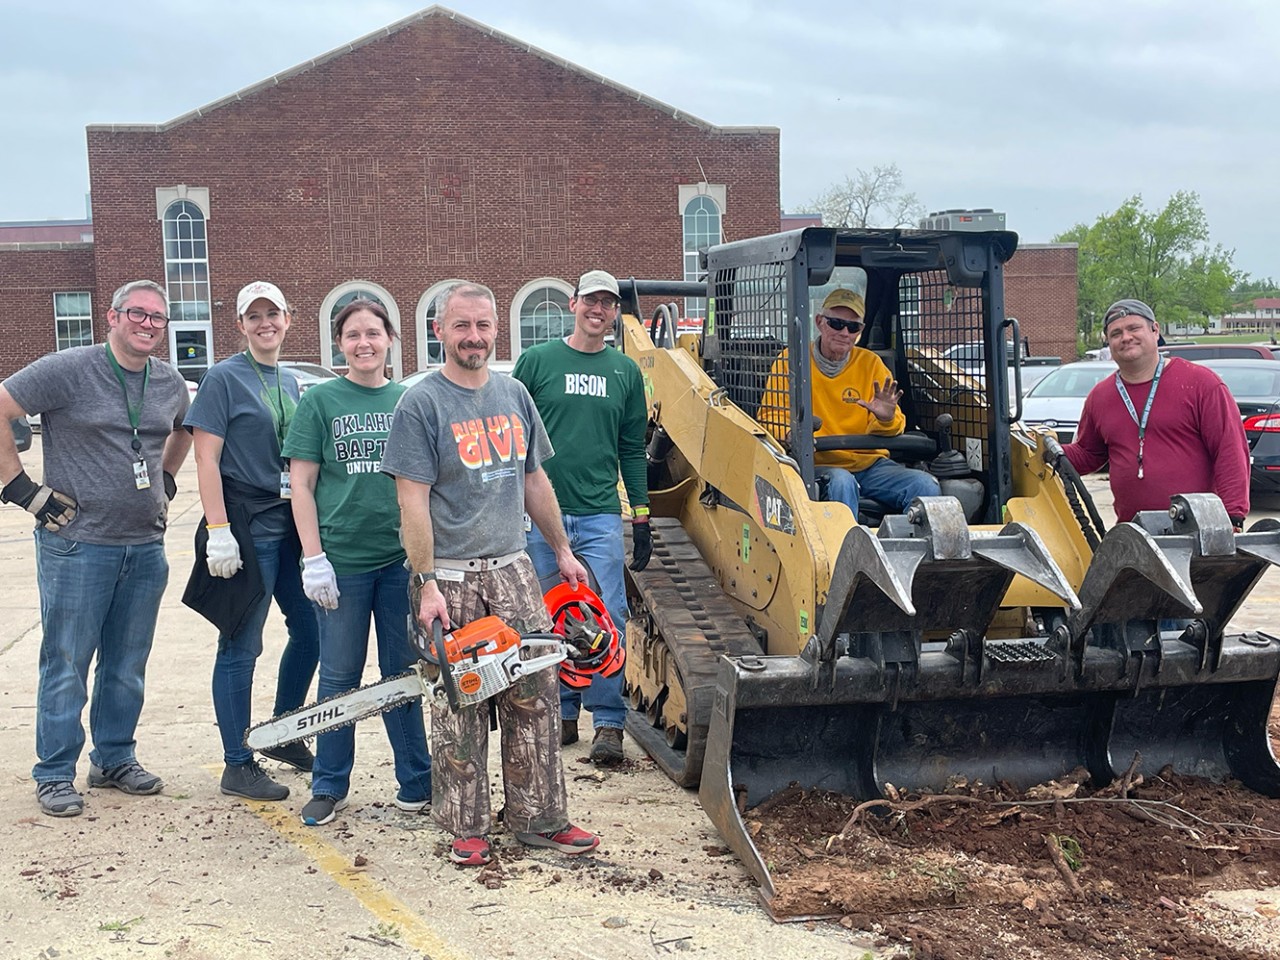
[381,281,599,866]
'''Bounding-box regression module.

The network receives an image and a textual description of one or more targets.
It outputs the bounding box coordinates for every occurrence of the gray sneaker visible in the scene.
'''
[37,780,84,818]
[300,795,348,826]
[220,760,289,801]
[88,760,163,795]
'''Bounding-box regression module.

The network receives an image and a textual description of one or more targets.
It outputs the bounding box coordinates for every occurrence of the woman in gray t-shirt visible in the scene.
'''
[184,280,319,803]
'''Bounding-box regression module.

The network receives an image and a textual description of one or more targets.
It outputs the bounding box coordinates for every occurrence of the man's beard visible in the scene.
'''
[448,340,491,370]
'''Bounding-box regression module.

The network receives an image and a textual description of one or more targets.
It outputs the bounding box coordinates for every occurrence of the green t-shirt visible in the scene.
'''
[281,377,406,575]
[512,340,648,515]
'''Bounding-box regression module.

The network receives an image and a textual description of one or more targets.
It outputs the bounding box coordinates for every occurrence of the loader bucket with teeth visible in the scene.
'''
[696,493,1280,910]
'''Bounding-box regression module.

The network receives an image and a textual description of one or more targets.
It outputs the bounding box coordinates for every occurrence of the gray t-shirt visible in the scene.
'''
[380,371,552,559]
[5,345,189,545]
[184,352,300,539]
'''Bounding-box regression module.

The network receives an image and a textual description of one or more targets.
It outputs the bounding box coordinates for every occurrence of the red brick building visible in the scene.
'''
[0,6,779,380]
[1004,242,1079,362]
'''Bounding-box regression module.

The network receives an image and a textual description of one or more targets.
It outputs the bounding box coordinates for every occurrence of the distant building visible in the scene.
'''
[1218,298,1280,335]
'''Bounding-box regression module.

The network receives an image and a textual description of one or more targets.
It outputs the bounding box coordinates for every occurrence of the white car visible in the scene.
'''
[399,360,516,390]
[1019,360,1117,443]
[280,361,340,394]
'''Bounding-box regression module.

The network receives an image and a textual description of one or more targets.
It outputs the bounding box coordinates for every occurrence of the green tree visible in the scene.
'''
[1053,192,1241,345]
[800,163,925,228]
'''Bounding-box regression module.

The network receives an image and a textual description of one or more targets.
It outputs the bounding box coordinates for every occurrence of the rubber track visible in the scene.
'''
[625,517,763,788]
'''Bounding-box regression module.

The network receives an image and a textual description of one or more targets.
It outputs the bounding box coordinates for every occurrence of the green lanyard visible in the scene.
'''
[104,342,149,458]
[243,351,288,453]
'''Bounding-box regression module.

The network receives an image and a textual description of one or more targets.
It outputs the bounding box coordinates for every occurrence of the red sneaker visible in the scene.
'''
[449,836,491,866]
[514,823,599,855]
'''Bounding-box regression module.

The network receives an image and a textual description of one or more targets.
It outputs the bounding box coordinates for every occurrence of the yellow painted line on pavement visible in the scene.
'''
[204,766,466,959]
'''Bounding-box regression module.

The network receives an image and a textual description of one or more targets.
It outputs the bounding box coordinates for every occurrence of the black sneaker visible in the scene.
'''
[88,760,163,795]
[220,760,289,801]
[589,727,624,765]
[37,780,84,818]
[258,741,314,772]
[561,717,580,747]
[300,795,348,826]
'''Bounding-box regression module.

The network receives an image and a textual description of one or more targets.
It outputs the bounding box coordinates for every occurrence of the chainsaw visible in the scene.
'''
[244,581,621,752]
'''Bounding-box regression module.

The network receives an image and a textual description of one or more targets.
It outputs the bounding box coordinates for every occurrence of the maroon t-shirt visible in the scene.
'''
[1063,357,1250,523]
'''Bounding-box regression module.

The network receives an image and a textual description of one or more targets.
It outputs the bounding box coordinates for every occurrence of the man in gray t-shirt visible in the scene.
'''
[0,280,192,819]
[380,280,599,867]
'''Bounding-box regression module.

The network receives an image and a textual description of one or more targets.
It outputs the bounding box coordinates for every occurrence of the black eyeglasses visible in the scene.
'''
[581,294,620,310]
[821,315,864,334]
[118,306,170,327]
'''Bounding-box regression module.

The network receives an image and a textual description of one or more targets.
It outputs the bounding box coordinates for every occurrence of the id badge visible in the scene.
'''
[134,460,151,490]
[280,470,292,499]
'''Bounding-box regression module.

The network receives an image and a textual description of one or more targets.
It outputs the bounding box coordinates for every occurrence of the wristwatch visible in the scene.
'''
[412,571,438,589]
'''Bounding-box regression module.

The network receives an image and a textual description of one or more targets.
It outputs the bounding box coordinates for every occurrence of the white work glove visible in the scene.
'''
[205,524,243,579]
[301,552,340,610]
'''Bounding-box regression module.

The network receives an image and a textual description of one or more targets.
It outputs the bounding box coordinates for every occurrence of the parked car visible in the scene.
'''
[1018,360,1118,443]
[1196,358,1280,496]
[398,360,516,391]
[280,361,340,394]
[1159,343,1276,362]
[10,415,32,453]
[941,340,1061,396]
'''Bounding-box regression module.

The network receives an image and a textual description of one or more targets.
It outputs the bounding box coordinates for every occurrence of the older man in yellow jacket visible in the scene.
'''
[759,288,940,519]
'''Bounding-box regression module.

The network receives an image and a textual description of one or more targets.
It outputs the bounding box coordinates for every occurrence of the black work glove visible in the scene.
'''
[163,471,177,502]
[629,519,652,572]
[1,470,78,532]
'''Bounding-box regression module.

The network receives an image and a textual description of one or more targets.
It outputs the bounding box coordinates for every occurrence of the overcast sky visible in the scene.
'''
[3,0,1277,278]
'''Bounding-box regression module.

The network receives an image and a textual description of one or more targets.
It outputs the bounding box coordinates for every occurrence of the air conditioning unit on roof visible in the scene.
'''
[918,208,1006,232]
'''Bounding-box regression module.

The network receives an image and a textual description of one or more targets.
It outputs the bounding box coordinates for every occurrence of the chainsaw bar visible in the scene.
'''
[244,666,428,752]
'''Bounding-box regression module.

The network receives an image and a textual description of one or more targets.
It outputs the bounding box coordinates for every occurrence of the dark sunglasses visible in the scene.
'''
[821,315,864,333]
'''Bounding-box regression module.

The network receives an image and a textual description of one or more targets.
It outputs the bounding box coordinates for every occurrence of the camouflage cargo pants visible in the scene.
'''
[416,555,568,838]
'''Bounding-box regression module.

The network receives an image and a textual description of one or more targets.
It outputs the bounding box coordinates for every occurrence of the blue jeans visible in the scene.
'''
[212,536,319,765]
[527,514,628,730]
[817,458,941,519]
[32,529,169,783]
[310,561,431,802]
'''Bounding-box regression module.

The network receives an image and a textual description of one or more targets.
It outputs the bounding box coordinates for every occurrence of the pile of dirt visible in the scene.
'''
[749,769,1280,960]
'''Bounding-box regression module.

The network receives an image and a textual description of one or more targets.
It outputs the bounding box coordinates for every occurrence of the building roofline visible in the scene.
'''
[0,218,92,228]
[86,5,777,137]
[1017,242,1078,250]
[0,241,94,252]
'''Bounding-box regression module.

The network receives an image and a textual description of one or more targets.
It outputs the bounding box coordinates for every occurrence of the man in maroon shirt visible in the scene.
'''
[1062,298,1250,529]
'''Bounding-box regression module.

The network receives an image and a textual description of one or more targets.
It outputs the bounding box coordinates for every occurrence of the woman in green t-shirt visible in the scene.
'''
[283,300,432,827]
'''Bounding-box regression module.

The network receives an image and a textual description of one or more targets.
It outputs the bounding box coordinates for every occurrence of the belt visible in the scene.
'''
[435,550,524,572]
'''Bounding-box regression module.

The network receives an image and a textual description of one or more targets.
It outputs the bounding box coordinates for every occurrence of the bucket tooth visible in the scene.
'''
[970,522,1081,610]
[1068,522,1200,640]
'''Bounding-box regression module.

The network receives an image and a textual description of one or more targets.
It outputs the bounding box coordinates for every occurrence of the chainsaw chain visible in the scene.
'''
[242,668,421,749]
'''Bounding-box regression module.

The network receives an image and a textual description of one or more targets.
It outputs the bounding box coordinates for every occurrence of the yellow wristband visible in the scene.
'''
[633,506,650,518]
[206,522,231,530]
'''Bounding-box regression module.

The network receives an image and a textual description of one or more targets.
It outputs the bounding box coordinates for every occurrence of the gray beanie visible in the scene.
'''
[1103,299,1156,330]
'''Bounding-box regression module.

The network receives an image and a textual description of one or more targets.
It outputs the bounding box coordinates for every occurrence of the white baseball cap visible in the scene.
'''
[236,281,289,316]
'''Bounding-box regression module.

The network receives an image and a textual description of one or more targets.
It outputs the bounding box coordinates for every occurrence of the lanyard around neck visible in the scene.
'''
[1114,356,1164,479]
[243,351,288,452]
[104,342,149,457]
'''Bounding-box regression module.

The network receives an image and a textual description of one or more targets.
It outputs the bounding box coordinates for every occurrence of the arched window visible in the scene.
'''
[318,281,402,378]
[682,195,721,320]
[163,200,211,323]
[510,279,574,357]
[414,280,467,370]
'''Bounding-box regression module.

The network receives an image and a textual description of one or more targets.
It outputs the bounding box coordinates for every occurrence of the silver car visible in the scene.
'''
[1019,360,1117,443]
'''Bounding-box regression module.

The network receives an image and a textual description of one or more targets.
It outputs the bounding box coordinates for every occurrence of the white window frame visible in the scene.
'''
[318,281,402,379]
[509,278,574,358]
[678,184,725,320]
[53,291,94,351]
[414,280,467,371]
[160,198,212,324]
